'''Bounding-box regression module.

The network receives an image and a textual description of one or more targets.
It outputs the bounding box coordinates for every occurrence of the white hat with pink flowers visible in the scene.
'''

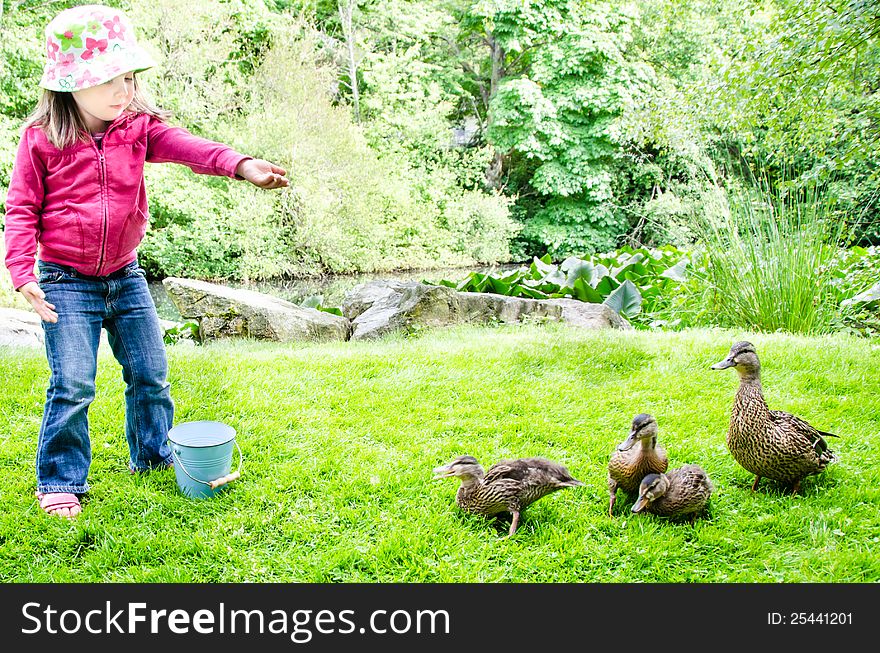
[39,4,156,92]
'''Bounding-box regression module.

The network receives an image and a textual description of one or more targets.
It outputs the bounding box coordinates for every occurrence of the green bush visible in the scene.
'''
[690,181,847,335]
[140,164,291,280]
[210,32,516,275]
[834,246,880,337]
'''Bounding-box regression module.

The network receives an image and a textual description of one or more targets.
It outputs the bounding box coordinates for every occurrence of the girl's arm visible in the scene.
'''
[3,129,58,322]
[145,116,287,188]
[4,129,46,290]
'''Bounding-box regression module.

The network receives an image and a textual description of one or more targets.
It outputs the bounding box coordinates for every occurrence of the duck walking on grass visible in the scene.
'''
[631,464,714,523]
[432,455,584,536]
[607,413,668,517]
[711,341,838,494]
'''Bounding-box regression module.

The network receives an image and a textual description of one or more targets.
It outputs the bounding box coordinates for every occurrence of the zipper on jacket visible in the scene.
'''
[94,137,109,276]
[92,115,130,276]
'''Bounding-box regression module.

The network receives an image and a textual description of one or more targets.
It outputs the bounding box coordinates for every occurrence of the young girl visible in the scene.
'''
[3,5,288,518]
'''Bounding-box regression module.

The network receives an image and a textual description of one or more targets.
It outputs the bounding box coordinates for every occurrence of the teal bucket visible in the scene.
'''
[167,421,242,499]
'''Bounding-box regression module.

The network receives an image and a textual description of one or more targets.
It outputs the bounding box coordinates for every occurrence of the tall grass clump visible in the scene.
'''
[695,177,847,335]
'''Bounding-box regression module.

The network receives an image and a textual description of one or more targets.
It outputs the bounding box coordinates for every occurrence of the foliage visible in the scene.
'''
[433,245,693,320]
[704,0,880,244]
[162,320,200,345]
[0,239,30,310]
[692,180,850,335]
[480,1,643,257]
[2,0,878,312]
[209,30,515,275]
[835,246,880,337]
[301,294,344,316]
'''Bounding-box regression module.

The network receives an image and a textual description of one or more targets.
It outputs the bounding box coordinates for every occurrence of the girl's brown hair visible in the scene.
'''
[23,74,171,149]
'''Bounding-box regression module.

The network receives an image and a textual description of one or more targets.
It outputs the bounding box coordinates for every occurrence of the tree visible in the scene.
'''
[708,0,880,241]
[457,1,643,256]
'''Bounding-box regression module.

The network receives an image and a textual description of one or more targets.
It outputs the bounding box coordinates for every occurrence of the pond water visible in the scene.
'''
[148,262,525,322]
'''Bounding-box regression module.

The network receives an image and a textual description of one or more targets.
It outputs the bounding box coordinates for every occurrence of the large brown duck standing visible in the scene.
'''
[711,341,838,493]
[432,455,583,536]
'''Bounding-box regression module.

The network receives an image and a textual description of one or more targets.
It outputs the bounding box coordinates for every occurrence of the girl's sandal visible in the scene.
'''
[35,492,81,518]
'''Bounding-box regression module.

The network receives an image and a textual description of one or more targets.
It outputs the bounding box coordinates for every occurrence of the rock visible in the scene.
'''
[346,282,460,340]
[0,307,43,348]
[343,280,631,340]
[545,298,633,330]
[163,278,350,342]
[456,291,561,324]
[341,279,413,320]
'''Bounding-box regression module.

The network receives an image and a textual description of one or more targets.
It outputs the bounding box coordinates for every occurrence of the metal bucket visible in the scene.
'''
[167,421,242,499]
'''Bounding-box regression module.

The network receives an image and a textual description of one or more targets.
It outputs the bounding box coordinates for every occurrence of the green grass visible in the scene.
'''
[0,325,878,582]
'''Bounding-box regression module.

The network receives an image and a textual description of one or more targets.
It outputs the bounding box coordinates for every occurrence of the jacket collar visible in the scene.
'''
[103,111,137,137]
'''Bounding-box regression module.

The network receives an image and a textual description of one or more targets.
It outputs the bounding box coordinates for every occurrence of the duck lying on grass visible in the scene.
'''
[711,341,838,494]
[631,464,714,523]
[607,413,668,517]
[432,455,584,536]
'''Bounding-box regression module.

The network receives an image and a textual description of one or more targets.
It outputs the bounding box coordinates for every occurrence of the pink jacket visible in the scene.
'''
[3,112,250,289]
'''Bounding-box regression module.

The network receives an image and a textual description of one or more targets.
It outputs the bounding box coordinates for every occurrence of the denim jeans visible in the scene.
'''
[36,260,173,494]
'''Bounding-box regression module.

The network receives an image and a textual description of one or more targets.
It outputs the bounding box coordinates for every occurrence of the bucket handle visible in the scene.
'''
[172,439,243,490]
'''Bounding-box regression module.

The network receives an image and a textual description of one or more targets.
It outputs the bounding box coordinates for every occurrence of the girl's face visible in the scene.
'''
[71,72,135,133]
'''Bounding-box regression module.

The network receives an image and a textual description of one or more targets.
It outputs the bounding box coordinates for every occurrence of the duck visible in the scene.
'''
[432,455,584,536]
[631,464,714,523]
[607,413,669,517]
[711,341,838,493]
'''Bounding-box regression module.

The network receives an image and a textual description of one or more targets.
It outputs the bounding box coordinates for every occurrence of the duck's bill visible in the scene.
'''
[432,467,454,480]
[711,358,735,370]
[617,432,638,451]
[631,496,649,513]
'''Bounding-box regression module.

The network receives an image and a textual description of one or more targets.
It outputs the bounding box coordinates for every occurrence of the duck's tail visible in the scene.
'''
[814,432,838,468]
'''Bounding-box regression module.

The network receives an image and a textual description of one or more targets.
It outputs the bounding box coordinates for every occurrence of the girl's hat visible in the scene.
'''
[39,5,156,92]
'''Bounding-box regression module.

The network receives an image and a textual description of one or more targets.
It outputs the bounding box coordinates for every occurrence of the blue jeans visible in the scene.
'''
[36,260,174,494]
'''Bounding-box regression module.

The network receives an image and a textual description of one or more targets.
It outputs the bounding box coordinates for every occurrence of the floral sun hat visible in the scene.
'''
[39,4,156,92]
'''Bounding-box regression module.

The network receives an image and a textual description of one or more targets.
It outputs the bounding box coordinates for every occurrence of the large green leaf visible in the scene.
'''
[531,255,556,278]
[595,275,620,296]
[842,282,880,306]
[660,259,689,283]
[611,253,645,277]
[572,278,604,303]
[516,286,552,299]
[487,277,512,295]
[541,268,568,287]
[603,279,642,317]
[561,258,596,289]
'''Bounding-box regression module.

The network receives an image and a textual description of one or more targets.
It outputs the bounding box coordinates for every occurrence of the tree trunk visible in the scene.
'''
[338,0,361,123]
[485,33,506,189]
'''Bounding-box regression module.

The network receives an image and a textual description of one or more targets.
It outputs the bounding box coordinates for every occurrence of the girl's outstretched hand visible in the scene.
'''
[236,158,289,189]
[19,281,58,323]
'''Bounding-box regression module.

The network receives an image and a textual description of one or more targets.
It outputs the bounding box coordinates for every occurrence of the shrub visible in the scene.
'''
[692,181,847,335]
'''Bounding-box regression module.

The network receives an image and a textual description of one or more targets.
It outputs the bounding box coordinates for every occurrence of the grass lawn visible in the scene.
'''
[0,325,878,582]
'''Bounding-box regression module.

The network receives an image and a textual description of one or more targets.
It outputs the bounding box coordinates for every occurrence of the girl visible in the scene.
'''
[3,5,289,518]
